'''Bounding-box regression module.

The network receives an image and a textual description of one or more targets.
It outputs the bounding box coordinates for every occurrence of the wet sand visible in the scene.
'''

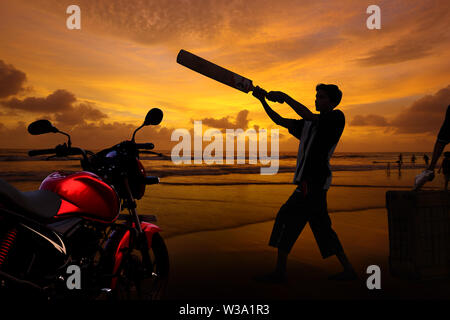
[165,208,450,300]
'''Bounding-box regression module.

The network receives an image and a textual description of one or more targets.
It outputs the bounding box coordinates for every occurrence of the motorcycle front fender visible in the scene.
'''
[109,222,161,289]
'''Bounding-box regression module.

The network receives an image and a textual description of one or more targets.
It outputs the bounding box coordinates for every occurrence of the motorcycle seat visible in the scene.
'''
[0,179,61,220]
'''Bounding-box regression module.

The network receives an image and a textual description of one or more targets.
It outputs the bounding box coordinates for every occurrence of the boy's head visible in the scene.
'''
[315,84,342,112]
[444,151,450,158]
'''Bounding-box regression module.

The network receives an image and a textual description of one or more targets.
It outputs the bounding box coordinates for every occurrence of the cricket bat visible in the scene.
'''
[176,49,256,94]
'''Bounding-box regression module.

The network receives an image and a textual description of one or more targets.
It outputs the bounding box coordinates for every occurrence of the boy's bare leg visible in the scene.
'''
[329,250,358,280]
[254,249,288,283]
[275,249,288,276]
[336,251,355,272]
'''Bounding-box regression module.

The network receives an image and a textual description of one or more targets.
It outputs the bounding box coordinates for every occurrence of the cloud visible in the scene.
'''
[69,121,174,150]
[0,119,176,150]
[199,110,250,130]
[356,39,434,66]
[351,114,389,126]
[350,85,450,134]
[28,0,286,46]
[217,30,341,70]
[2,89,76,112]
[354,1,450,67]
[235,110,250,129]
[0,60,27,98]
[1,88,108,126]
[54,102,108,126]
[389,85,450,134]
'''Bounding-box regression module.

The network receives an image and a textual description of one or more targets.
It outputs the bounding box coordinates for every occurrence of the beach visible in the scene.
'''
[158,170,449,300]
[165,208,450,300]
[1,150,449,299]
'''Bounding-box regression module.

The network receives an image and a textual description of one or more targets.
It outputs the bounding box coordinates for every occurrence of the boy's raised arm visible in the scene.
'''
[267,91,317,121]
[253,86,297,129]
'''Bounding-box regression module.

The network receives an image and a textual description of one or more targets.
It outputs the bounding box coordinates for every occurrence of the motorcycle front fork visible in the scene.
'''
[122,177,153,277]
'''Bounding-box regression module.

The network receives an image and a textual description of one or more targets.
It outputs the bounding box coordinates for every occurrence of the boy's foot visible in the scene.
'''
[253,272,287,284]
[328,270,358,281]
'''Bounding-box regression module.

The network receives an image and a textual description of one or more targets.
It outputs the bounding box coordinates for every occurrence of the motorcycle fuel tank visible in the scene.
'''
[39,171,120,223]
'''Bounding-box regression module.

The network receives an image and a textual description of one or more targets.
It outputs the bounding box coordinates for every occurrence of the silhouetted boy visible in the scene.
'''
[438,152,450,190]
[253,84,356,282]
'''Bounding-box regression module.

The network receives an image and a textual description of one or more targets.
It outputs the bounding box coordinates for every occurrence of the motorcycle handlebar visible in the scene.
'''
[28,145,87,158]
[28,148,56,157]
[144,176,160,185]
[135,143,154,150]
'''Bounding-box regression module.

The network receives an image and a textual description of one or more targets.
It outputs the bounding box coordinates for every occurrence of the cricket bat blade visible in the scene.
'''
[177,49,255,93]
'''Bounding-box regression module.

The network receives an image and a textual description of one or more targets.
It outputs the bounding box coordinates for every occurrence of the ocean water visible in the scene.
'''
[0,149,446,237]
[0,149,436,183]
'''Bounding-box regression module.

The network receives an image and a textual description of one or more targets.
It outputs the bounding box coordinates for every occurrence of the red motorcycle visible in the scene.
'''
[0,108,169,300]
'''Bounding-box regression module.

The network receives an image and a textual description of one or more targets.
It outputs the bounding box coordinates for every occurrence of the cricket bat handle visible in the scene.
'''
[250,84,269,99]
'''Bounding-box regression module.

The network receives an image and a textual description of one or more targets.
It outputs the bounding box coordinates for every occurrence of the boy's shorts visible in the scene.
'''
[269,187,343,258]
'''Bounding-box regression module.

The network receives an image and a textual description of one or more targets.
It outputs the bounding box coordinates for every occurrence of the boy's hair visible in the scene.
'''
[444,151,450,158]
[316,83,342,107]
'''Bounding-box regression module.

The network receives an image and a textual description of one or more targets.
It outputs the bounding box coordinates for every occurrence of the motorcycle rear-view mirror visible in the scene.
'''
[143,108,163,126]
[131,108,164,142]
[28,120,59,135]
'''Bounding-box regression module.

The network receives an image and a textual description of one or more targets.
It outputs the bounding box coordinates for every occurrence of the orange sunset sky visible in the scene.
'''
[0,0,449,152]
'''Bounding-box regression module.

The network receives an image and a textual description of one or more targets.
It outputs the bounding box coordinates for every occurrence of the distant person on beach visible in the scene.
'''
[438,152,450,190]
[397,153,403,175]
[411,154,416,166]
[423,154,429,166]
[252,84,357,282]
[415,105,450,189]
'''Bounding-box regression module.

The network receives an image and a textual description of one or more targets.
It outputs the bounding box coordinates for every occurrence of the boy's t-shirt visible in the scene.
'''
[287,109,345,190]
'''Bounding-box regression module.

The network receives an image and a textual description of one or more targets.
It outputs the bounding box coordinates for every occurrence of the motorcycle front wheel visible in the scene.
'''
[113,232,169,300]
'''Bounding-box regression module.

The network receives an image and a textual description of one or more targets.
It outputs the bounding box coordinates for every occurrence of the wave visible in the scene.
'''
[0,149,429,161]
[0,172,50,182]
[159,181,420,189]
[150,163,424,178]
[0,164,427,184]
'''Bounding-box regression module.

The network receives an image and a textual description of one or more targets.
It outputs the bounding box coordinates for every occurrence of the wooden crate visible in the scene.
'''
[386,191,450,280]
